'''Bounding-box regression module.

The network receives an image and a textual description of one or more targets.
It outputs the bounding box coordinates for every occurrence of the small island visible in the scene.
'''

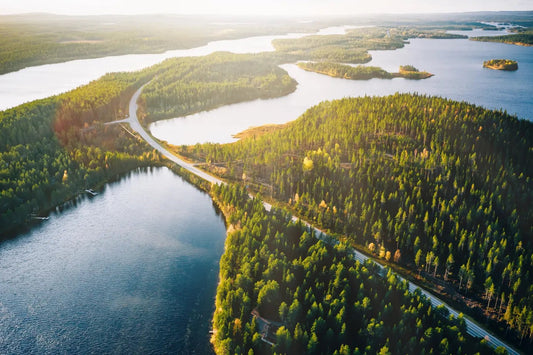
[395,65,434,79]
[297,61,433,80]
[483,59,518,71]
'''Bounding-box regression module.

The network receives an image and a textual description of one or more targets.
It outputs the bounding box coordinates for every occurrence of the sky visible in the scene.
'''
[1,0,531,16]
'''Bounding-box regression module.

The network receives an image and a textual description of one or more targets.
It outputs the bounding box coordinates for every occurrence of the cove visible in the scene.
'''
[0,168,226,354]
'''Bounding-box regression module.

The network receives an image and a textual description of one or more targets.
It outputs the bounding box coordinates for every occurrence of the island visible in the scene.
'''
[483,59,518,71]
[297,61,433,80]
[396,64,434,79]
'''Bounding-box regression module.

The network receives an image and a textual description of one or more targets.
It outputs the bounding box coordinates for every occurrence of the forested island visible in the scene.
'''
[297,62,433,80]
[483,59,519,71]
[397,65,434,79]
[209,183,498,354]
[180,95,533,350]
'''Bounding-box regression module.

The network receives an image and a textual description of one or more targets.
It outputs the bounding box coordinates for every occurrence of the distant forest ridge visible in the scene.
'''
[1,11,533,74]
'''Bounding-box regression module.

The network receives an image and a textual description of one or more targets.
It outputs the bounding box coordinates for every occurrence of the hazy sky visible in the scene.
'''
[1,0,531,16]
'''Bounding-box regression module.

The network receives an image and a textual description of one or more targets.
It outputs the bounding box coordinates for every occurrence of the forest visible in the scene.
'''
[482,59,518,71]
[2,12,533,352]
[472,29,533,46]
[0,14,328,75]
[210,183,499,354]
[0,49,310,236]
[140,52,297,123]
[297,62,393,80]
[180,94,533,349]
[272,27,466,65]
[0,13,479,76]
[297,62,433,80]
[0,69,160,236]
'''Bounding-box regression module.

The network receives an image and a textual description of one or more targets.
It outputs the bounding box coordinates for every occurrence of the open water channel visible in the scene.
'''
[0,24,531,353]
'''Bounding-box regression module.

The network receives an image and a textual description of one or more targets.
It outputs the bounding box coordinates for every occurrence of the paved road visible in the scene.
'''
[116,84,223,185]
[119,85,520,355]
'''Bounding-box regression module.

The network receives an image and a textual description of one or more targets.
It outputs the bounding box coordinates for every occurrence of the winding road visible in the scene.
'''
[118,85,520,355]
[116,84,223,185]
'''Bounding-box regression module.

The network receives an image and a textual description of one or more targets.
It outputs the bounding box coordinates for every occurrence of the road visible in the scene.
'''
[118,85,519,355]
[115,84,223,185]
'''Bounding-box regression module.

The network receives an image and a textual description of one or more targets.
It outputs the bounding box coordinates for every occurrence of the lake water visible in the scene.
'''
[0,168,226,354]
[0,26,360,111]
[150,29,533,145]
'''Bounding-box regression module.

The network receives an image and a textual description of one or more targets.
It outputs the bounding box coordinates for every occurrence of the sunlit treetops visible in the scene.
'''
[182,94,532,346]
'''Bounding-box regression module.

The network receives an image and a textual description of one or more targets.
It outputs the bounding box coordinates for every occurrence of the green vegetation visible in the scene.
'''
[272,27,399,64]
[0,13,328,75]
[210,183,497,354]
[0,71,159,236]
[398,65,434,79]
[392,28,468,39]
[297,62,433,80]
[472,29,533,47]
[0,14,213,75]
[483,59,519,71]
[3,12,525,76]
[272,27,466,65]
[181,94,533,348]
[298,62,392,80]
[140,52,297,123]
[0,50,302,236]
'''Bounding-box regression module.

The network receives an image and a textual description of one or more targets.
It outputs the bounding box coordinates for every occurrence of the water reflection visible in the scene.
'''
[0,167,226,354]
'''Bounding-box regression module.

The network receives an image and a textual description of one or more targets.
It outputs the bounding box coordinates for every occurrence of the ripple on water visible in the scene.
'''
[0,168,225,354]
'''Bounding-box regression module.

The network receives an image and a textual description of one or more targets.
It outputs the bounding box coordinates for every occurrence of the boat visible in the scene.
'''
[84,189,98,196]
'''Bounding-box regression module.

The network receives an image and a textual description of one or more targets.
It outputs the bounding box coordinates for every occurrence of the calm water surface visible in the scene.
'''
[150,29,532,145]
[0,26,359,111]
[0,168,226,354]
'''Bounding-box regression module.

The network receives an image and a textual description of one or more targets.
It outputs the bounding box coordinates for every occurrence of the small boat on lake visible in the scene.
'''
[84,189,98,196]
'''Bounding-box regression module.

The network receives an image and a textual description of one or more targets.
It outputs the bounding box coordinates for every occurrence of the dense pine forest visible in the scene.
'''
[210,183,498,354]
[2,12,533,353]
[0,71,159,235]
[0,51,301,236]
[472,29,533,46]
[140,52,297,123]
[297,62,393,80]
[296,62,433,80]
[181,95,533,346]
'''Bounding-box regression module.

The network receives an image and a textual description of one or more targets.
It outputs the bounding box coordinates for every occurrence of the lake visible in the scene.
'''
[150,29,533,145]
[0,26,360,111]
[0,168,226,354]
